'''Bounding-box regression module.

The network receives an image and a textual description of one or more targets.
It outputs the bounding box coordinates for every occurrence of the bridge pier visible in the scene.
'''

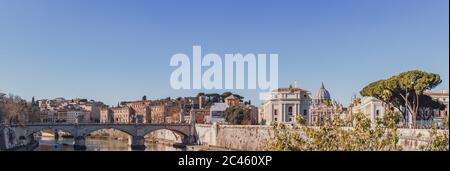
[74,136,87,151]
[129,136,145,150]
[182,135,196,145]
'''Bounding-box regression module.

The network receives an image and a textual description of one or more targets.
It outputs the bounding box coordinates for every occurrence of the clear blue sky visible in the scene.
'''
[0,0,448,106]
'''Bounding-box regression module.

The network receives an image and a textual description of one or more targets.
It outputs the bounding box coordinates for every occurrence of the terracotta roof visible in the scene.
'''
[425,91,449,97]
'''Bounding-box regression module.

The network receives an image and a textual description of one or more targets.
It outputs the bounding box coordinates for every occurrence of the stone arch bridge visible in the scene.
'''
[17,123,194,150]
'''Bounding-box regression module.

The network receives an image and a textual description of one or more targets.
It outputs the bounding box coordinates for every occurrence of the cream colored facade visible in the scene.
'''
[100,108,113,123]
[259,86,310,125]
[150,103,167,123]
[36,98,105,123]
[112,106,134,123]
[125,100,152,123]
[351,97,386,125]
[66,110,89,123]
[425,90,449,118]
[150,100,180,124]
[46,109,88,123]
[352,90,449,128]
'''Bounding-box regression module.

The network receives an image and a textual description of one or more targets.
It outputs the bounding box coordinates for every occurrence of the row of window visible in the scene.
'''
[273,108,308,115]
[273,117,294,122]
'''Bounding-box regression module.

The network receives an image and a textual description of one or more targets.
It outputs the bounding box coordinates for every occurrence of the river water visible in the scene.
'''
[33,136,185,151]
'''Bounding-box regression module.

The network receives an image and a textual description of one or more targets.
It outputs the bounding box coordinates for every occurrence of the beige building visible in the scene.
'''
[46,109,88,123]
[44,110,65,123]
[79,103,102,123]
[36,98,105,123]
[424,90,449,128]
[259,85,311,125]
[150,101,167,123]
[149,100,180,123]
[351,90,449,128]
[192,108,209,124]
[66,110,89,123]
[100,108,113,123]
[124,100,152,123]
[425,90,449,118]
[351,97,386,125]
[112,106,135,123]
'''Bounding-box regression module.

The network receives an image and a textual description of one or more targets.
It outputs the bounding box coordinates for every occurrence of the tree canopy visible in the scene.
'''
[224,106,252,125]
[0,94,28,124]
[360,70,442,127]
[269,111,403,151]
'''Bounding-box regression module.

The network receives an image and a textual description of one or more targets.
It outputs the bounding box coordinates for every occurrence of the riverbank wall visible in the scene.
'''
[191,124,447,151]
[1,124,447,151]
[0,125,37,151]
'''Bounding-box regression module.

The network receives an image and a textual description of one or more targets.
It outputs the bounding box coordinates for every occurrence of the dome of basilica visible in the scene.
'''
[315,82,331,101]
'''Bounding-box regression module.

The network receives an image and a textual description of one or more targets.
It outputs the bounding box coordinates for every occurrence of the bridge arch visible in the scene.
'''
[25,126,75,138]
[81,125,137,138]
[141,127,190,144]
[20,124,193,150]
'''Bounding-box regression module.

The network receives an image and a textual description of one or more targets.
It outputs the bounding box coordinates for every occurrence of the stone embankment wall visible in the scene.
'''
[1,124,446,151]
[190,124,448,151]
[194,124,272,150]
[0,126,37,151]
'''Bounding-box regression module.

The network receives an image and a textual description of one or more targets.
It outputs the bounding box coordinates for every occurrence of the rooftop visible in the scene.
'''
[425,90,449,97]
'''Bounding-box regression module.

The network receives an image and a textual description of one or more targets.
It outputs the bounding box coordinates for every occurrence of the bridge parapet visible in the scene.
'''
[15,123,194,150]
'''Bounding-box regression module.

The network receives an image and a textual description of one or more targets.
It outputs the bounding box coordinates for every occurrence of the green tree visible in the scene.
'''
[206,93,220,103]
[233,94,245,102]
[323,99,332,107]
[445,116,449,130]
[31,96,39,111]
[350,97,361,107]
[360,70,442,128]
[420,128,449,151]
[221,92,232,98]
[269,111,402,151]
[224,106,251,125]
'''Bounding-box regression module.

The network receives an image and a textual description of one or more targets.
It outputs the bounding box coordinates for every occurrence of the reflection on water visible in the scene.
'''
[34,136,185,151]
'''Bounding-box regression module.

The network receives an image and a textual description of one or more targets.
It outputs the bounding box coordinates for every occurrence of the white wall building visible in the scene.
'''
[425,90,449,118]
[209,103,229,123]
[308,83,345,125]
[66,110,89,123]
[352,90,449,127]
[352,97,386,125]
[100,108,113,123]
[259,86,310,125]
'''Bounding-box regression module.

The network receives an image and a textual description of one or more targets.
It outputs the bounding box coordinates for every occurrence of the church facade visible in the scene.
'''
[308,83,345,125]
[259,85,311,125]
